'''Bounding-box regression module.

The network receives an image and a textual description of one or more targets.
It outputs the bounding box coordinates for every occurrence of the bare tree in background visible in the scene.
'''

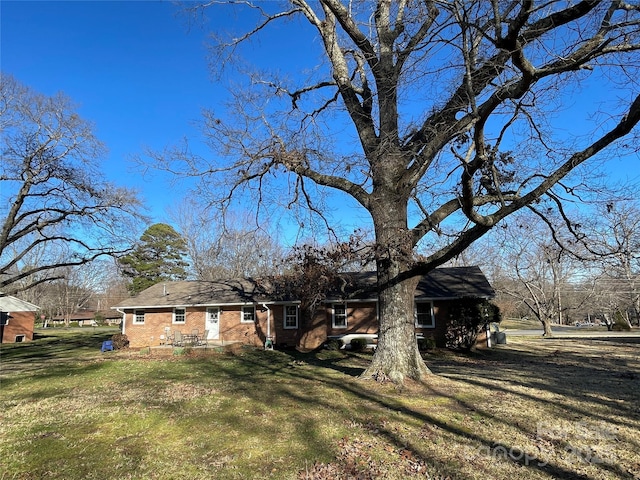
[49,265,97,326]
[586,201,640,326]
[169,199,285,279]
[94,260,131,312]
[495,220,588,335]
[0,74,145,295]
[156,1,640,382]
[22,259,111,326]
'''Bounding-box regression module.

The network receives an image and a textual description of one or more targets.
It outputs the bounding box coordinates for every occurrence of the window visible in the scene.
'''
[133,310,145,324]
[173,307,186,324]
[15,335,25,342]
[415,302,435,328]
[241,305,255,323]
[332,303,348,329]
[284,305,298,329]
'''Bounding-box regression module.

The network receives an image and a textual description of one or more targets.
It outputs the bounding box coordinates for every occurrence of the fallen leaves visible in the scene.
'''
[298,435,449,479]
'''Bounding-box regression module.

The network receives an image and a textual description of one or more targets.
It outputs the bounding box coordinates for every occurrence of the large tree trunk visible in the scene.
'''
[361,198,431,383]
[540,317,553,337]
[361,273,432,383]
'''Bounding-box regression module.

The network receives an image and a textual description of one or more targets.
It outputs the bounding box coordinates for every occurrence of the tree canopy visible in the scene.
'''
[118,223,190,295]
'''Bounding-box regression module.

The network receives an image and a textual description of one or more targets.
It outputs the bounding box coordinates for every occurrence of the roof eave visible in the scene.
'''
[112,299,300,310]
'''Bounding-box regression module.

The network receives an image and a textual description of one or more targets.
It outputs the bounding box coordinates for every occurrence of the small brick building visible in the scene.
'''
[0,295,38,344]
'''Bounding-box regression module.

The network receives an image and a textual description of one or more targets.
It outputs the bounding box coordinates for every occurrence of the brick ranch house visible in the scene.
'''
[0,294,39,344]
[113,266,496,351]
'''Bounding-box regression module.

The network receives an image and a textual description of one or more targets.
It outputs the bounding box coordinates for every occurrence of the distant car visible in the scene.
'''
[575,321,595,327]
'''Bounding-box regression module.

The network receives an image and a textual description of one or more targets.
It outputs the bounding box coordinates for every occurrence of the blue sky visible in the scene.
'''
[2,0,367,243]
[2,1,222,219]
[2,1,639,245]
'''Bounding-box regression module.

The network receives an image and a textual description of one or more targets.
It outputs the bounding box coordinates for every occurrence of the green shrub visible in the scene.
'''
[417,336,436,351]
[612,322,631,331]
[350,337,367,352]
[325,338,343,351]
[110,333,129,350]
[611,311,631,331]
[446,298,501,351]
[612,321,631,331]
[93,312,105,326]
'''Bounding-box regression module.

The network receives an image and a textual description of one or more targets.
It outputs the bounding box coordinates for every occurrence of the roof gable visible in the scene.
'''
[0,294,39,312]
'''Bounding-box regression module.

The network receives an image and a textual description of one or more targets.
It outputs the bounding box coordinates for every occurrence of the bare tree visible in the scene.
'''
[510,241,573,335]
[51,266,97,326]
[0,74,145,294]
[156,1,640,382]
[168,199,286,279]
[493,210,603,335]
[585,201,640,326]
[23,263,87,326]
[94,260,131,312]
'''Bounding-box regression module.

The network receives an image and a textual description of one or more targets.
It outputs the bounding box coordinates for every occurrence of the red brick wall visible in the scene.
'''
[415,302,447,347]
[219,306,265,346]
[123,308,207,347]
[271,305,299,348]
[120,300,491,350]
[296,308,328,351]
[1,311,35,343]
[122,305,288,348]
[327,302,378,337]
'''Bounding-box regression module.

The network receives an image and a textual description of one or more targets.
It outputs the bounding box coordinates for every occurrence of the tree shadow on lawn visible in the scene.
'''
[3,335,637,479]
[429,338,639,428]
[1,328,118,360]
[186,346,624,479]
[0,328,118,383]
[424,338,640,475]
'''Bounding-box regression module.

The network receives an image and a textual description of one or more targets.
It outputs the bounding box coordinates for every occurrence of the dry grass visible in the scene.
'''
[1,329,638,479]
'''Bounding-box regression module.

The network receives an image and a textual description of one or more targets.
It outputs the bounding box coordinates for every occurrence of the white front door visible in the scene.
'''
[206,307,220,340]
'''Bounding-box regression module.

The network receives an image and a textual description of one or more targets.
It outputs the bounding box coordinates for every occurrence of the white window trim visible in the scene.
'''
[133,310,145,324]
[415,301,435,328]
[332,303,348,329]
[173,307,186,324]
[283,305,298,329]
[241,305,256,324]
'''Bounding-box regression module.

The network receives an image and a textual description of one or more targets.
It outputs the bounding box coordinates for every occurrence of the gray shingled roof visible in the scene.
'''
[325,266,495,300]
[114,266,494,309]
[115,278,276,309]
[416,266,494,298]
[0,294,39,312]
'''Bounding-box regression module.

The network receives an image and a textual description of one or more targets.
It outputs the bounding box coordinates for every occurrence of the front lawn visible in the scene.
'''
[1,329,638,479]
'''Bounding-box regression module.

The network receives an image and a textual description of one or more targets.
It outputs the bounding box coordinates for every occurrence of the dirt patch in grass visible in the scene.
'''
[1,331,638,479]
